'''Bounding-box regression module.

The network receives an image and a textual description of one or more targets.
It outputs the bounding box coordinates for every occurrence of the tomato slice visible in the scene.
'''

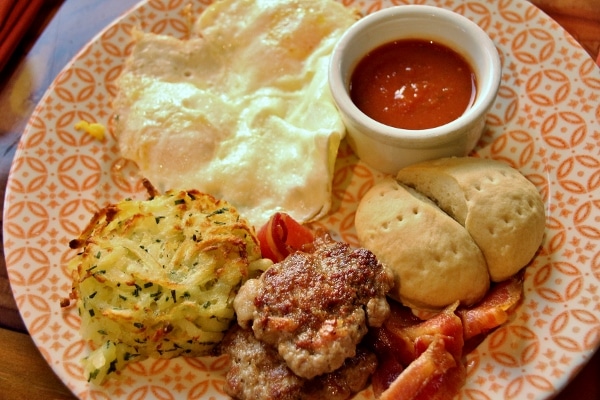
[257,212,315,263]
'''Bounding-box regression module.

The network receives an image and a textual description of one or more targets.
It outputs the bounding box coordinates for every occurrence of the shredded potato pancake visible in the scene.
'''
[65,190,270,384]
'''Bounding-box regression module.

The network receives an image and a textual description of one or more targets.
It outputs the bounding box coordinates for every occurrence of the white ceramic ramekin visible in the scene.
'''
[329,5,501,175]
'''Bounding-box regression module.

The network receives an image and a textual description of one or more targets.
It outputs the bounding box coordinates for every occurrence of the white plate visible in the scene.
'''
[4,0,600,399]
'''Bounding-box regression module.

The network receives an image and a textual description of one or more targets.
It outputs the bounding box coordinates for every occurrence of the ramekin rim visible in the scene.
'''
[328,4,502,145]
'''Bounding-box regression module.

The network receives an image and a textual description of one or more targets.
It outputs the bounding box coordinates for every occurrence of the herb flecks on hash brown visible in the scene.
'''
[64,189,270,384]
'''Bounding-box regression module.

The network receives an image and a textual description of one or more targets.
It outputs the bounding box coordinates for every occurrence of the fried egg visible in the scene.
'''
[113,0,359,227]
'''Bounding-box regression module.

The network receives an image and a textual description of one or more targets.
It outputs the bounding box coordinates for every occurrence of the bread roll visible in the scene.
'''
[396,157,545,281]
[355,178,490,310]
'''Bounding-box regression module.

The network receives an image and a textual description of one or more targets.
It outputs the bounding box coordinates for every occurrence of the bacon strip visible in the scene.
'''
[369,276,524,399]
[369,304,464,399]
[458,275,523,341]
[380,338,463,400]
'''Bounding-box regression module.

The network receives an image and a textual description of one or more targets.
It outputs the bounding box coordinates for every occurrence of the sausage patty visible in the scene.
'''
[234,232,393,379]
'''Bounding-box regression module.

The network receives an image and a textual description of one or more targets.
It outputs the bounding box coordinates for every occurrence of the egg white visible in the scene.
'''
[113,0,359,227]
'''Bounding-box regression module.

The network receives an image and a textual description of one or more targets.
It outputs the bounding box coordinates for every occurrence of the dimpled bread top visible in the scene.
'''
[396,157,546,282]
[355,177,490,310]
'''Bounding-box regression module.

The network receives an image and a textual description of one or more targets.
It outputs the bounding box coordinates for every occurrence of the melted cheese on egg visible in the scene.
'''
[113,0,359,227]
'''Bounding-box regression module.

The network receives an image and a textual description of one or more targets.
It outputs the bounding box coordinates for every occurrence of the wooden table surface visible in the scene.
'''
[0,1,598,399]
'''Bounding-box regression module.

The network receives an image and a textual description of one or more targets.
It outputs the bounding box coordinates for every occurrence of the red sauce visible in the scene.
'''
[350,39,476,130]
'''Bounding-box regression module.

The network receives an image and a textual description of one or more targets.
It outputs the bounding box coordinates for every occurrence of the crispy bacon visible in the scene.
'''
[386,303,464,360]
[257,212,315,263]
[380,338,465,400]
[368,303,464,399]
[458,275,523,341]
[369,276,524,399]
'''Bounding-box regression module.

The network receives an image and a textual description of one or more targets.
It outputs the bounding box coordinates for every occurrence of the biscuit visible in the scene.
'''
[396,157,546,281]
[355,178,490,310]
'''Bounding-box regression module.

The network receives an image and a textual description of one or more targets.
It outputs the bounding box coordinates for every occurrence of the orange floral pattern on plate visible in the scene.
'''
[3,0,600,399]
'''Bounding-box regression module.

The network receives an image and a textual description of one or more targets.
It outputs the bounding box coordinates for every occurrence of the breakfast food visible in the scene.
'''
[226,232,394,399]
[223,326,377,400]
[350,39,476,130]
[368,276,524,399]
[396,157,546,281]
[112,0,360,228]
[354,178,490,309]
[74,119,105,141]
[64,189,270,384]
[356,157,545,310]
